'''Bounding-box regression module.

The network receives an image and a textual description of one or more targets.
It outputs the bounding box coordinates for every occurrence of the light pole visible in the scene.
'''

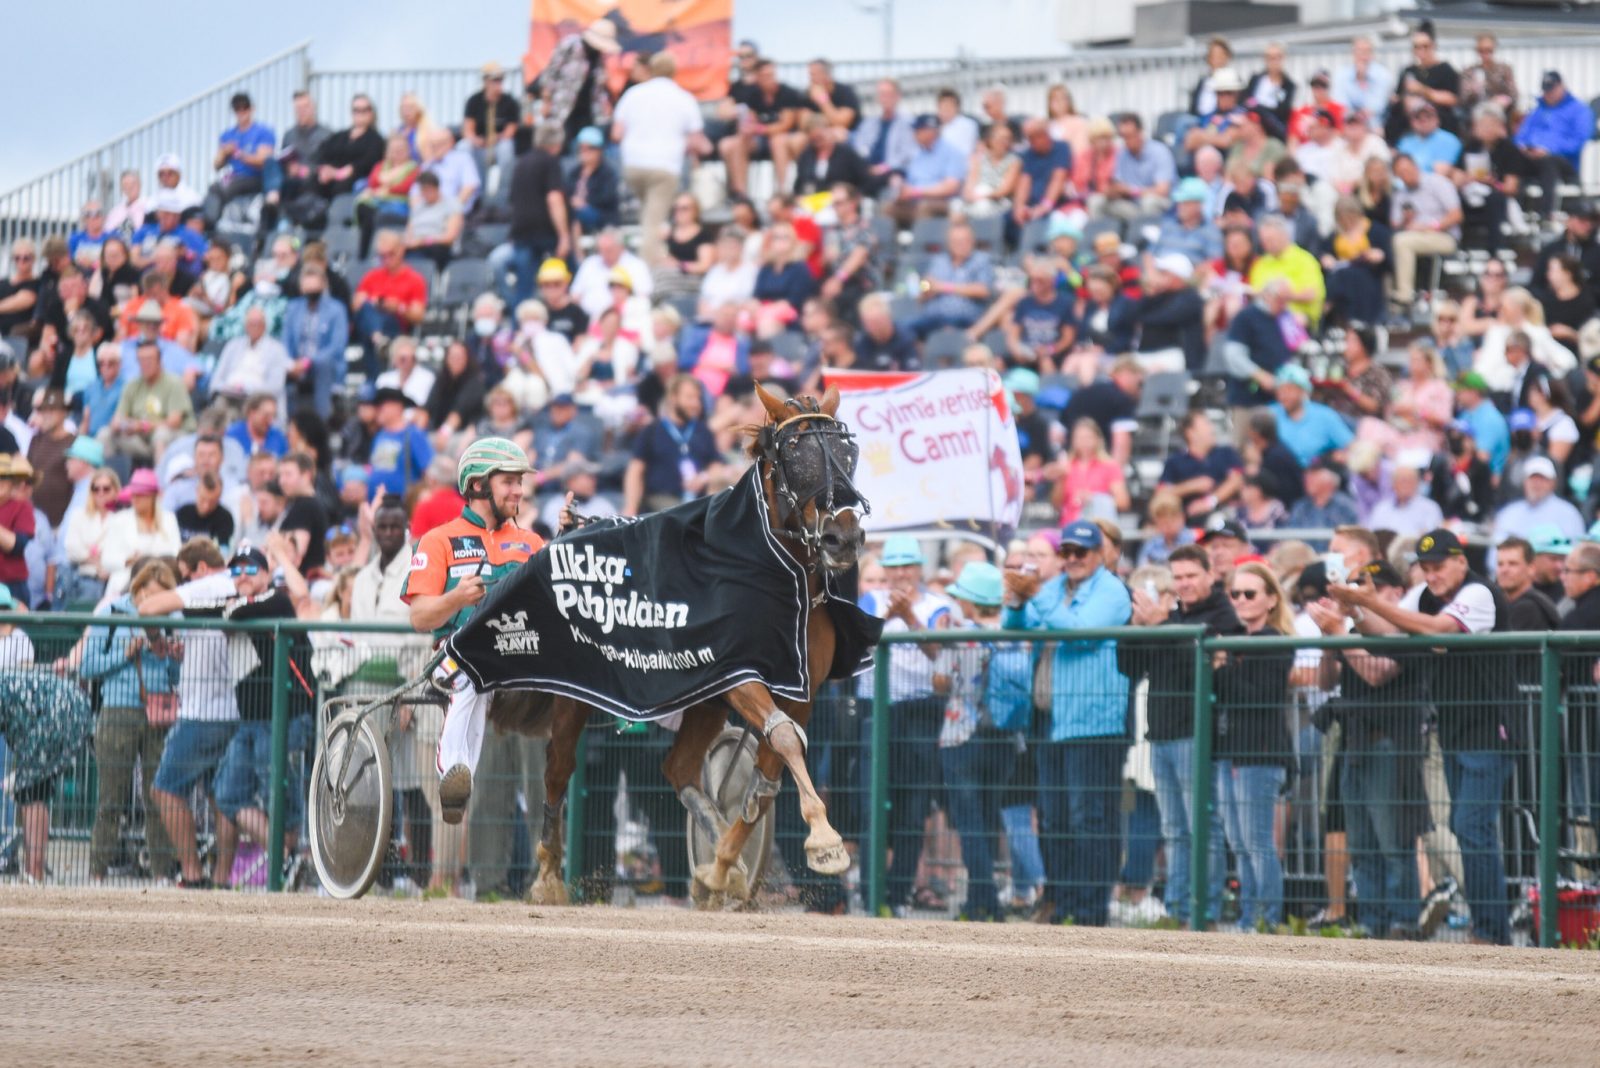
[853,0,894,60]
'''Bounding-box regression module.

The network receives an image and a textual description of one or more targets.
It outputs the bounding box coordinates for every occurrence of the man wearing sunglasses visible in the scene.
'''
[314,95,386,199]
[1003,520,1132,926]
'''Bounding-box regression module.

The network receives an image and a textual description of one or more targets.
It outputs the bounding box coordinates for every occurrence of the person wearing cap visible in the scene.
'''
[22,388,75,530]
[1396,102,1461,177]
[58,435,104,524]
[1492,453,1584,547]
[103,337,195,466]
[562,125,621,242]
[0,455,38,603]
[1188,35,1236,118]
[1002,519,1131,926]
[1197,514,1253,591]
[1453,370,1511,475]
[1515,70,1592,216]
[892,113,968,225]
[1153,177,1222,265]
[1527,525,1572,605]
[1128,252,1204,374]
[1327,527,1515,944]
[463,61,522,192]
[1288,70,1345,145]
[855,534,954,915]
[403,172,465,271]
[127,192,208,273]
[1270,364,1352,468]
[1184,66,1249,155]
[403,438,542,823]
[612,52,709,265]
[537,458,615,532]
[99,467,181,596]
[201,92,276,227]
[367,385,434,503]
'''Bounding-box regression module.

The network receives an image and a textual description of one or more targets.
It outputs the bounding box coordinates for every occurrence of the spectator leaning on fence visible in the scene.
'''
[1003,519,1132,927]
[1128,543,1235,924]
[1327,528,1514,945]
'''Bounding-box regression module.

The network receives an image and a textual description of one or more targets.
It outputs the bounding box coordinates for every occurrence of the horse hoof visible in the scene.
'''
[806,839,850,876]
[724,863,751,903]
[526,876,570,907]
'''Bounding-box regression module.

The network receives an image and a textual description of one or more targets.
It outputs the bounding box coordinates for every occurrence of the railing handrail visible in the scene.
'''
[0,40,311,202]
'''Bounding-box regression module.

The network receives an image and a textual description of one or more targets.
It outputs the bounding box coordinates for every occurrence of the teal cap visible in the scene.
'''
[947,561,1003,607]
[880,535,925,567]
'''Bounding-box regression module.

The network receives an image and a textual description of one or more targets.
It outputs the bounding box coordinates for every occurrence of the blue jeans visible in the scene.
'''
[353,303,404,380]
[1216,760,1286,929]
[153,720,239,796]
[1001,803,1044,896]
[1342,738,1420,936]
[939,735,1007,918]
[1120,787,1161,887]
[1443,749,1512,944]
[1036,736,1127,926]
[1150,737,1225,923]
[215,721,272,821]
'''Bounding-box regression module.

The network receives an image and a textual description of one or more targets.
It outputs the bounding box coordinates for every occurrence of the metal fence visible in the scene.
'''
[3,610,1598,948]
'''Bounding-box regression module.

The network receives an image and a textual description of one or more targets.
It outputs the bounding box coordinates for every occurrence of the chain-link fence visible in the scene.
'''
[2,610,1597,948]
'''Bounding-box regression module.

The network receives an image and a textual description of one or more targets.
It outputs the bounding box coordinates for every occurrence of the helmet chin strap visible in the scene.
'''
[466,480,512,527]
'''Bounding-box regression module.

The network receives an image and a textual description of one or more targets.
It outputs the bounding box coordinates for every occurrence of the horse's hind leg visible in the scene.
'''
[662,703,731,842]
[528,699,589,905]
[720,685,848,876]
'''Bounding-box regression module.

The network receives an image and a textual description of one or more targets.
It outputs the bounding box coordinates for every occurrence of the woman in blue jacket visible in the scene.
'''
[79,559,182,882]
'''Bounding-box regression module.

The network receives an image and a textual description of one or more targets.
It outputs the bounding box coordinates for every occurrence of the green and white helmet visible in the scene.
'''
[456,437,533,495]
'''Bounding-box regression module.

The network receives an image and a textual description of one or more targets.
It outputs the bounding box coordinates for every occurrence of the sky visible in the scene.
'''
[0,0,1069,195]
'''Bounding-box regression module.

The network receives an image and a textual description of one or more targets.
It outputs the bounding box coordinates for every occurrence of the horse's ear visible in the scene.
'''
[755,383,789,423]
[820,386,841,418]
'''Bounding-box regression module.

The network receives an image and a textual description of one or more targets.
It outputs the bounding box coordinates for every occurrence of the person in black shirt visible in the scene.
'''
[1558,542,1600,841]
[1245,409,1305,508]
[1061,356,1143,464]
[276,453,330,575]
[506,123,570,308]
[624,374,722,514]
[854,293,921,371]
[1496,536,1561,631]
[719,59,805,196]
[1531,204,1600,307]
[463,62,522,192]
[1133,253,1206,372]
[0,239,42,337]
[1453,103,1526,253]
[176,472,235,549]
[1538,254,1596,352]
[315,95,387,198]
[792,115,871,196]
[1002,368,1058,474]
[1387,25,1461,142]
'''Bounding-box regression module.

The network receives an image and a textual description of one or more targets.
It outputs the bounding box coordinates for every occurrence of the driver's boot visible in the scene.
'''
[439,764,473,825]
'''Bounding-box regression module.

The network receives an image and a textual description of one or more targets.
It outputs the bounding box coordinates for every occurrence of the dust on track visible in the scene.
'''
[2,887,1596,1067]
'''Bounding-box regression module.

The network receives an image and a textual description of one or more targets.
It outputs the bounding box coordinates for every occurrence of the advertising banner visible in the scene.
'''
[525,0,732,102]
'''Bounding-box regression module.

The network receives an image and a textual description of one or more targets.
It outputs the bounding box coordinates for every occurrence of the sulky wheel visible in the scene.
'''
[686,726,775,897]
[308,706,393,899]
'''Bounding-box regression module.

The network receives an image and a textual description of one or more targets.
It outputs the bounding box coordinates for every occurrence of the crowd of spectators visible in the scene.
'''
[2,21,1600,929]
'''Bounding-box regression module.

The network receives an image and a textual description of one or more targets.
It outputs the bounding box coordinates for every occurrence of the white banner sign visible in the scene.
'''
[823,368,1025,538]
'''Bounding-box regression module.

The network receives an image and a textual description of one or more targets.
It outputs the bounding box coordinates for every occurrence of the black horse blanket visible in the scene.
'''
[445,466,882,722]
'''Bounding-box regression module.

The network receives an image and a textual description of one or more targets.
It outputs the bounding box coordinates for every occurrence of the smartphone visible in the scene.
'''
[1324,552,1347,586]
[1143,580,1159,602]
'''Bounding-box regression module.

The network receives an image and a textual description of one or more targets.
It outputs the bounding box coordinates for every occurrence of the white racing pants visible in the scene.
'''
[433,656,492,779]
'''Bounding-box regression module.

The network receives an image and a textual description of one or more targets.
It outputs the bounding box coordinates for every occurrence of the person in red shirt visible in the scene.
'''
[409,454,466,537]
[767,192,824,277]
[1288,70,1345,144]
[0,454,37,604]
[352,229,428,378]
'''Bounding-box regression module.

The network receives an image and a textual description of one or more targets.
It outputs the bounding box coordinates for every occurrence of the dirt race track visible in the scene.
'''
[2,889,1598,1067]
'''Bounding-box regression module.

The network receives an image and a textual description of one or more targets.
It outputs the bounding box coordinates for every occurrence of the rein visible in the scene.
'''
[757,401,870,572]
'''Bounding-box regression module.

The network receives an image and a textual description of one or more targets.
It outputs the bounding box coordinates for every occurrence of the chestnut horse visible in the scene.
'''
[491,385,869,907]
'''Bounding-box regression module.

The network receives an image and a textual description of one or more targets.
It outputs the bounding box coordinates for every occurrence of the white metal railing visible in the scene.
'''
[0,42,311,255]
[11,33,1600,266]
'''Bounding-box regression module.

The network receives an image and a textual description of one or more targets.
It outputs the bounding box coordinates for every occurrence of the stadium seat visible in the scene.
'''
[968,214,1004,252]
[326,193,358,229]
[320,226,361,268]
[1082,216,1124,249]
[438,258,492,306]
[870,212,898,256]
[889,294,920,326]
[924,326,968,367]
[979,328,1008,357]
[409,257,439,298]
[768,330,808,365]
[468,221,511,252]
[1130,213,1166,250]
[911,216,950,254]
[1018,217,1052,255]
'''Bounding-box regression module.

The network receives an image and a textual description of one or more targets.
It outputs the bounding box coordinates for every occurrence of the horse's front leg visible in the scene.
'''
[528,699,589,905]
[719,685,847,875]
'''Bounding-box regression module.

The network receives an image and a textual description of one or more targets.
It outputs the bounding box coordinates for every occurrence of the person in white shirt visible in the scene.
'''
[210,306,291,413]
[612,52,710,266]
[569,228,653,319]
[501,299,579,411]
[373,335,436,411]
[1366,459,1444,536]
[1328,112,1392,195]
[697,227,758,321]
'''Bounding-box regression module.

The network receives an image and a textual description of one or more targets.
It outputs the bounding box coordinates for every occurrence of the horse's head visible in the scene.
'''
[752,383,868,574]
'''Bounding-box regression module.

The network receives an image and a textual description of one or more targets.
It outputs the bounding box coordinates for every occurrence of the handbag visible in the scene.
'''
[136,653,178,729]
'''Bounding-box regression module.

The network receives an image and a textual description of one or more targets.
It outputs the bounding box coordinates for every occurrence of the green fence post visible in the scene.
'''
[1538,639,1561,948]
[266,623,290,893]
[563,727,587,892]
[868,644,890,916]
[1189,636,1216,931]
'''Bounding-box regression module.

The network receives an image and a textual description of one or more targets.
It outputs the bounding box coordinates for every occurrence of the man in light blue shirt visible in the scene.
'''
[1269,364,1353,467]
[1395,103,1461,175]
[1108,113,1177,217]
[1332,36,1392,125]
[203,92,275,226]
[1492,455,1585,546]
[1155,177,1223,264]
[910,220,994,337]
[894,114,967,224]
[851,78,917,195]
[118,301,199,388]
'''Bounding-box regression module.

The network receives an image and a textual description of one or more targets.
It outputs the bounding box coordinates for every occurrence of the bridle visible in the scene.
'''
[756,397,870,569]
